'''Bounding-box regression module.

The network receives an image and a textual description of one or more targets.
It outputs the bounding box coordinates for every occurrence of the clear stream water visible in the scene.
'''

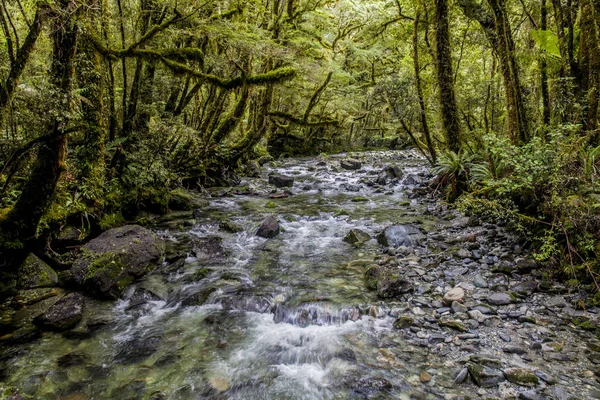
[0,151,516,399]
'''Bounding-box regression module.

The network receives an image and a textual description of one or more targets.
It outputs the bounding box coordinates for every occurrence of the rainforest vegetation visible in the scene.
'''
[1,0,600,287]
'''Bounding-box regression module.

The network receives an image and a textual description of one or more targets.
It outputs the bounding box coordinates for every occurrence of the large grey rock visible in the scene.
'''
[268,174,294,188]
[18,254,58,289]
[377,224,425,248]
[70,225,165,299]
[340,159,362,170]
[503,368,539,386]
[34,293,84,331]
[256,216,280,238]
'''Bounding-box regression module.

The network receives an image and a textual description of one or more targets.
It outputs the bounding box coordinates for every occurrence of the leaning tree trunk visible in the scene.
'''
[413,9,436,164]
[0,0,79,250]
[434,0,461,153]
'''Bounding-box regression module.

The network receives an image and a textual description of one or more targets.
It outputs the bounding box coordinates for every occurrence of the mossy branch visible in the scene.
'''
[269,110,339,127]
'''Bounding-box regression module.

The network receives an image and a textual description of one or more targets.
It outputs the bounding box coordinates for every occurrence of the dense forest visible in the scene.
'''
[1,0,600,288]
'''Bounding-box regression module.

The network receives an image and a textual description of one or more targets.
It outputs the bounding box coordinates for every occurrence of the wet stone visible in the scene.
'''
[256,216,280,238]
[33,293,84,331]
[503,368,539,387]
[340,159,362,170]
[268,174,294,188]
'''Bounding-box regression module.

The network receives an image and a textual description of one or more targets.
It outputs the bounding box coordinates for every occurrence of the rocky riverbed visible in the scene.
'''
[1,150,600,399]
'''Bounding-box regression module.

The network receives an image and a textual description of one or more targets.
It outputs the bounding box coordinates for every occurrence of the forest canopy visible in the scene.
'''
[1,0,600,284]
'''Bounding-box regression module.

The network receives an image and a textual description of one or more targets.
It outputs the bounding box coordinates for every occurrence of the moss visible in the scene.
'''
[393,315,414,329]
[265,201,277,208]
[503,368,539,386]
[99,212,125,230]
[351,196,369,202]
[333,209,349,217]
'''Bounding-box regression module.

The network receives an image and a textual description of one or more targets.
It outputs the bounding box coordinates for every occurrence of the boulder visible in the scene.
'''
[488,293,513,306]
[33,293,84,331]
[467,362,506,388]
[219,219,243,233]
[70,225,165,299]
[256,216,280,238]
[268,174,294,188]
[377,224,425,248]
[257,155,274,166]
[340,159,362,170]
[365,265,412,298]
[18,254,58,289]
[192,236,228,259]
[343,229,371,245]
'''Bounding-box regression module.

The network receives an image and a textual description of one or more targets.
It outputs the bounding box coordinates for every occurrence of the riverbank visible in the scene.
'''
[1,150,599,399]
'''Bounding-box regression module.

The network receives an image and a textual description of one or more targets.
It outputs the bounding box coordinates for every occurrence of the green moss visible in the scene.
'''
[265,201,277,208]
[333,209,349,217]
[99,212,125,230]
[351,196,369,202]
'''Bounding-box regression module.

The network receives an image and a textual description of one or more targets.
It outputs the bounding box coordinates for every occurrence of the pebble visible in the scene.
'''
[443,287,465,306]
[488,293,513,305]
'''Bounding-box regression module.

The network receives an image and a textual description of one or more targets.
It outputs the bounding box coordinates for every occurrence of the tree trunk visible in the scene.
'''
[541,0,551,126]
[413,9,436,164]
[0,0,79,249]
[434,0,461,152]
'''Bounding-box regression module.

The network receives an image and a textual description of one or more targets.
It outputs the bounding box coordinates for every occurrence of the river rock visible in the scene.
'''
[467,362,506,387]
[192,236,227,259]
[340,159,362,170]
[256,216,280,238]
[488,293,513,306]
[244,160,261,177]
[443,287,465,306]
[268,174,294,188]
[343,229,371,245]
[18,254,58,289]
[393,315,414,329]
[33,293,84,331]
[70,225,165,300]
[364,265,412,298]
[377,224,425,248]
[503,368,539,386]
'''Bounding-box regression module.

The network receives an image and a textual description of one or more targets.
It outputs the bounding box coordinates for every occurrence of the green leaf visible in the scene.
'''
[530,29,561,58]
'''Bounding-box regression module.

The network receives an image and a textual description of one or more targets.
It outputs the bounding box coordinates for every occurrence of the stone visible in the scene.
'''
[70,225,164,300]
[468,310,487,323]
[451,301,468,313]
[393,315,414,329]
[17,254,58,289]
[439,317,469,332]
[192,236,228,259]
[268,174,294,188]
[534,370,557,385]
[343,229,371,245]
[503,346,527,355]
[244,160,261,177]
[443,287,465,306]
[419,371,432,383]
[455,368,469,384]
[488,293,513,306]
[546,296,567,308]
[512,280,538,296]
[364,266,413,298]
[340,159,362,170]
[473,275,488,288]
[467,362,505,388]
[256,216,280,238]
[377,224,425,248]
[518,390,545,400]
[33,293,84,331]
[502,368,539,387]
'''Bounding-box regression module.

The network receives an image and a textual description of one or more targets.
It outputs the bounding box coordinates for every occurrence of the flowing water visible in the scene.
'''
[0,151,527,399]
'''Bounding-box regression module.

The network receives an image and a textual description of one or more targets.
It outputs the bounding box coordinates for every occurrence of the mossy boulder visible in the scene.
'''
[377,224,425,248]
[467,362,505,388]
[343,229,371,245]
[17,254,58,289]
[364,265,412,298]
[70,225,165,299]
[502,368,539,386]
